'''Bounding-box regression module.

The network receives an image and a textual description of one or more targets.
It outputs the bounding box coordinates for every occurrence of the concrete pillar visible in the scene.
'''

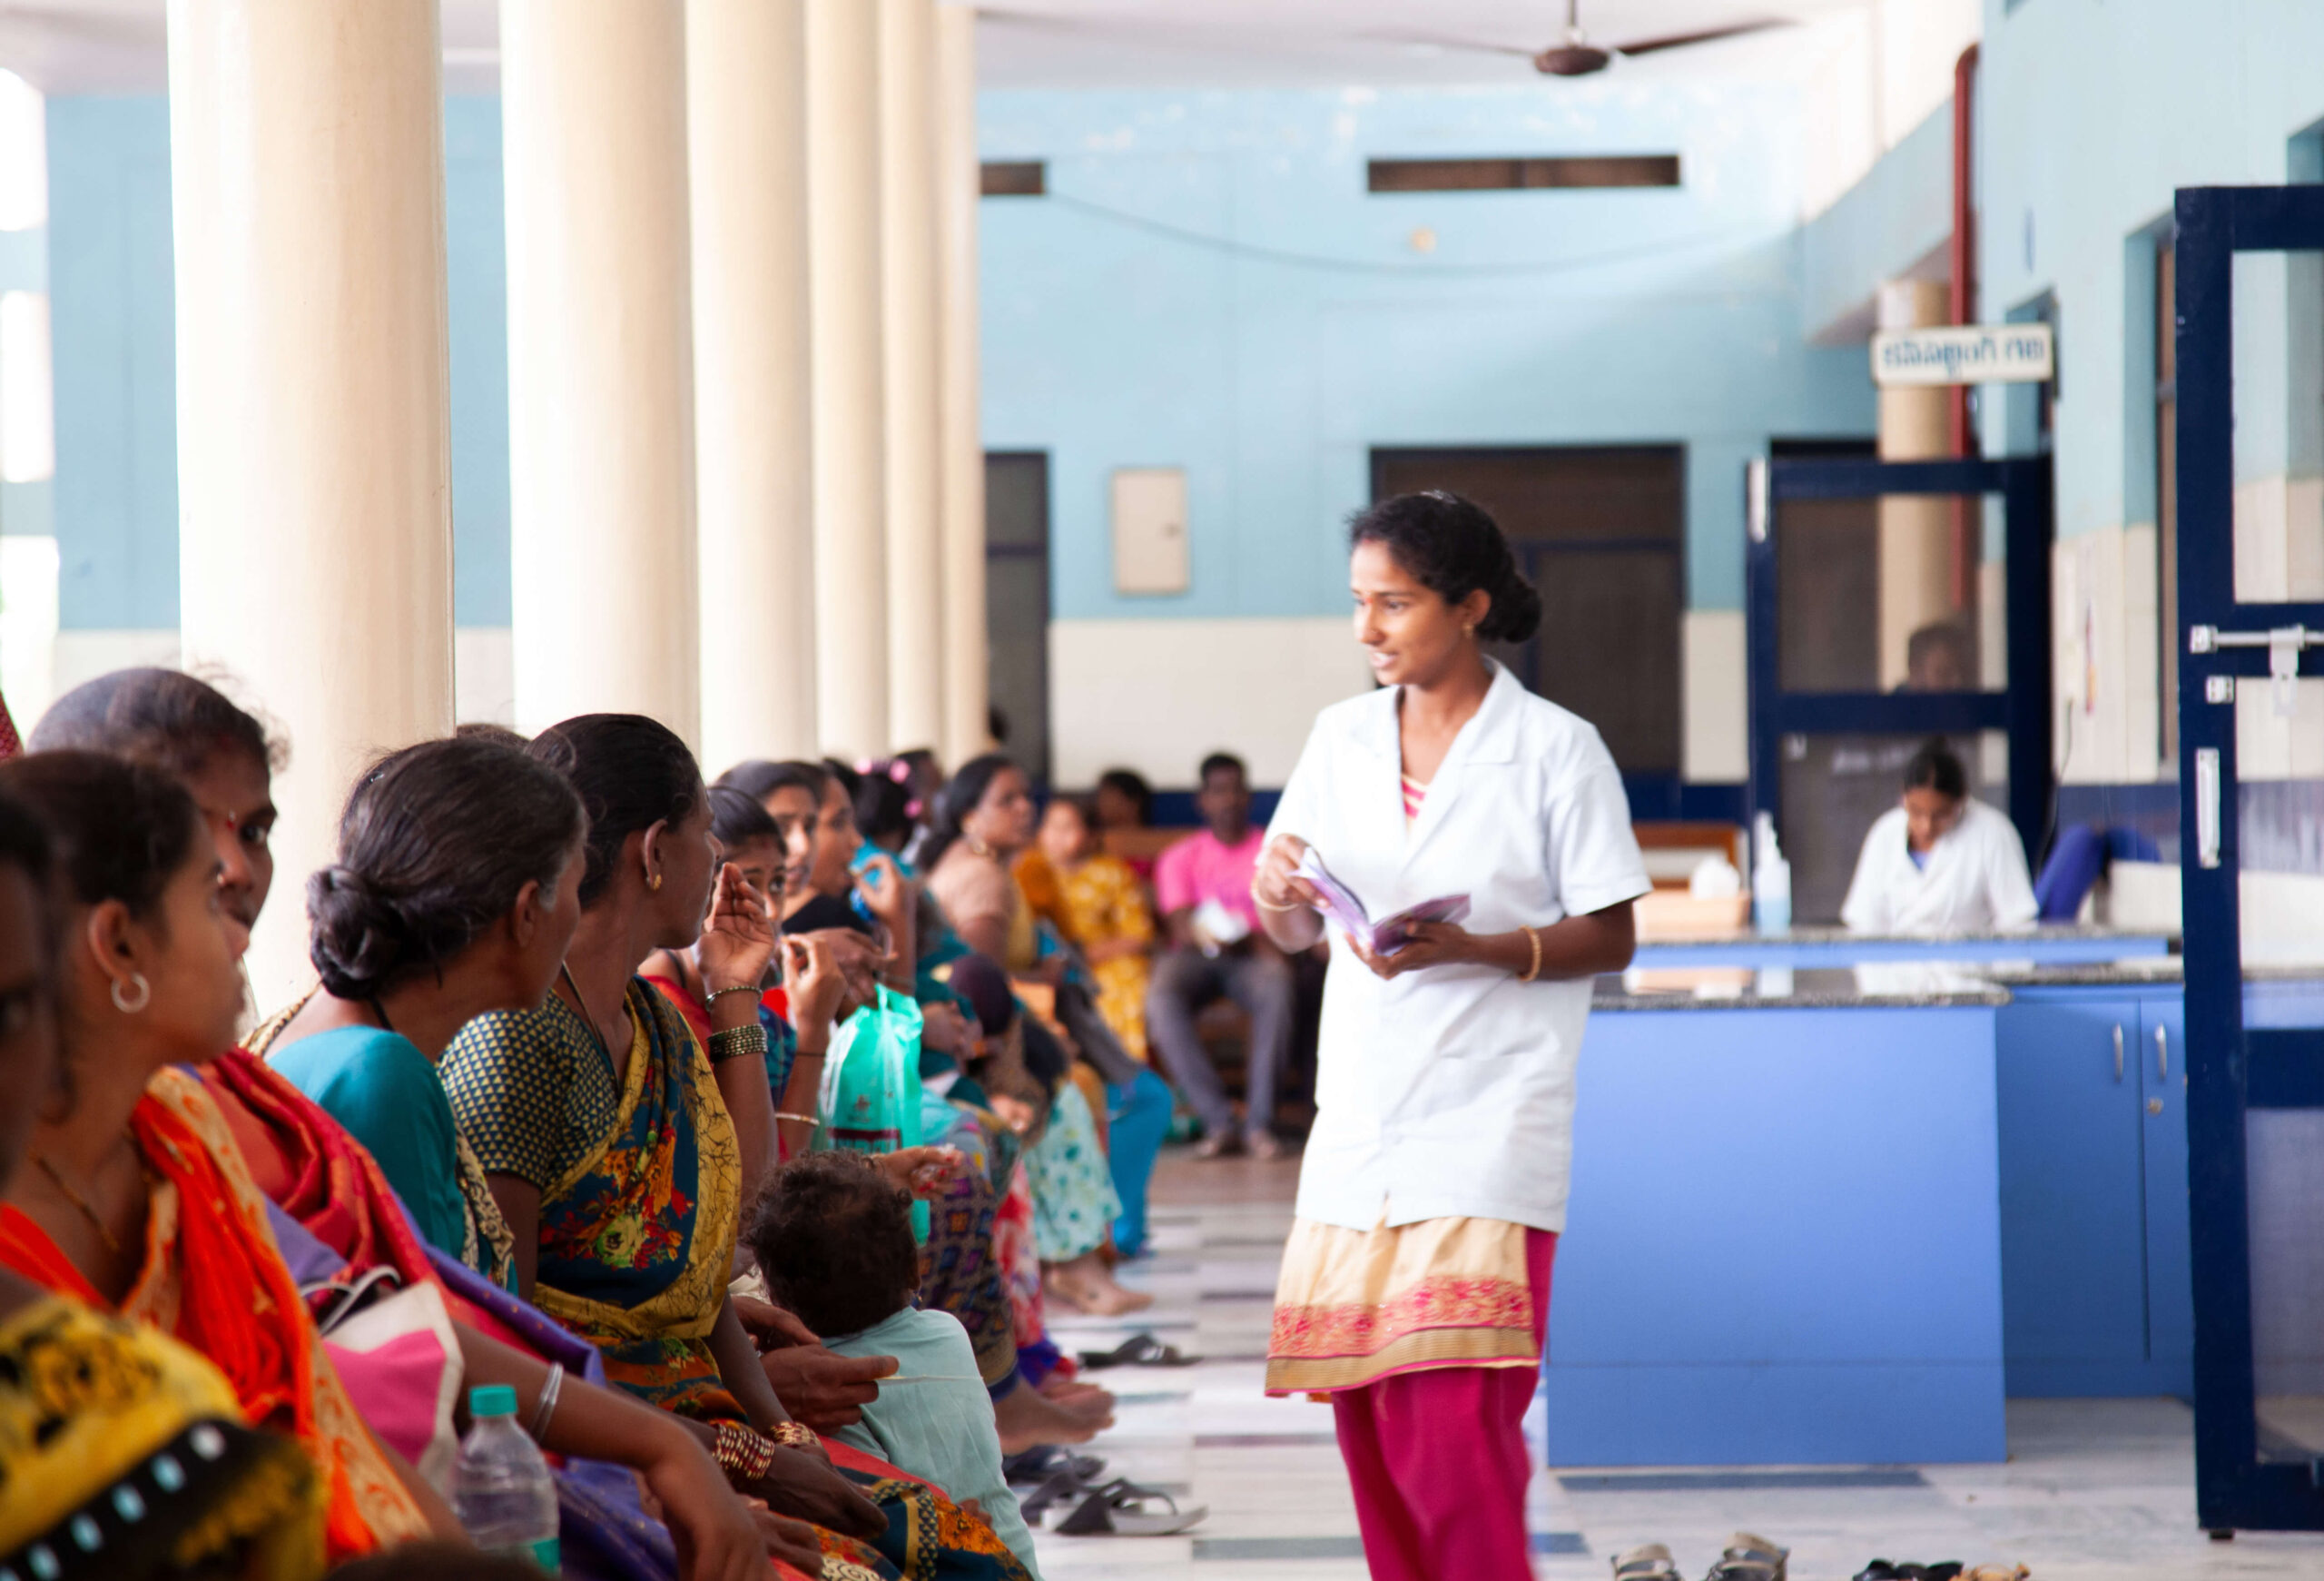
[935,2,990,770]
[167,0,456,1009]
[1876,279,1957,689]
[805,0,890,760]
[880,0,946,755]
[688,0,817,771]
[502,0,699,744]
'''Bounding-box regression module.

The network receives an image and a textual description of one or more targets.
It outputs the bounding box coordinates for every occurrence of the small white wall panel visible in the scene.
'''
[1111,467,1188,595]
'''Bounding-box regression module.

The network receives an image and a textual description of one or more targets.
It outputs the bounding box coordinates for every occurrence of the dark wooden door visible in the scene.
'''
[1371,446,1683,774]
[984,452,1051,782]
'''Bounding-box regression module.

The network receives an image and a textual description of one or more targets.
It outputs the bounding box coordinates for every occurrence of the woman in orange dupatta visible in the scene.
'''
[0,752,438,1565]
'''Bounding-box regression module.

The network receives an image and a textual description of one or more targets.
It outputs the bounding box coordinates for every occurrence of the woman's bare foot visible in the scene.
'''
[1039,1375,1117,1419]
[1045,1254,1155,1317]
[995,1380,1113,1453]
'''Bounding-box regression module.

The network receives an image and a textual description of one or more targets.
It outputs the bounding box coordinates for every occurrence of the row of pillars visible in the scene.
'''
[166,0,988,1003]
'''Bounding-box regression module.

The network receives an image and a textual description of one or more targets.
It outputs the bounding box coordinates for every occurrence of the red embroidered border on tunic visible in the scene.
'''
[1269,1273,1533,1359]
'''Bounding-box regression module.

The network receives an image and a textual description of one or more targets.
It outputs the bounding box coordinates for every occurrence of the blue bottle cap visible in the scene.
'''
[469,1384,518,1418]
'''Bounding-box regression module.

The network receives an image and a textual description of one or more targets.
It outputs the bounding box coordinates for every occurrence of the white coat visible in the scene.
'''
[1839,797,2038,934]
[1266,662,1649,1235]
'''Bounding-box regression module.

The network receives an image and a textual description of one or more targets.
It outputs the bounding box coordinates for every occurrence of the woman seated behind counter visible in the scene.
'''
[1841,738,2037,934]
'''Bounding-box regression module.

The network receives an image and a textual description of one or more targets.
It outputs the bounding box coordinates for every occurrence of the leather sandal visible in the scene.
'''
[1707,1531,1788,1581]
[1613,1544,1684,1581]
[1078,1331,1200,1369]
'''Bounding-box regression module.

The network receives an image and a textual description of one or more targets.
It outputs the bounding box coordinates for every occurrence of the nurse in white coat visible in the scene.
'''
[1250,491,1648,1581]
[1840,738,2037,934]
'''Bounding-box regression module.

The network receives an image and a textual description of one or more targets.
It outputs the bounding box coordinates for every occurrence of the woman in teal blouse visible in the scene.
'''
[263,734,586,1290]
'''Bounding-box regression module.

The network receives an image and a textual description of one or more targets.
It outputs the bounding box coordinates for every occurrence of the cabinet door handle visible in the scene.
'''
[2112,1024,2124,1082]
[2156,1023,2169,1081]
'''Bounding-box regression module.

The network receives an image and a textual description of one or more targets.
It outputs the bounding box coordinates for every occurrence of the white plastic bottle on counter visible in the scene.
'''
[452,1384,560,1573]
[1751,813,1792,935]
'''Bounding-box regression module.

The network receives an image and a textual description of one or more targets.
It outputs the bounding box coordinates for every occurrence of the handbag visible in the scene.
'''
[316,1278,465,1492]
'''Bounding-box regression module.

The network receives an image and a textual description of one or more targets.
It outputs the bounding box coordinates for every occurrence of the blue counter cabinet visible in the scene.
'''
[1995,985,2191,1398]
[1546,1003,2006,1466]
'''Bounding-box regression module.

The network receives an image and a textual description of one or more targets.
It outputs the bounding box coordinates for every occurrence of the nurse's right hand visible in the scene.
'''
[1255,834,1323,912]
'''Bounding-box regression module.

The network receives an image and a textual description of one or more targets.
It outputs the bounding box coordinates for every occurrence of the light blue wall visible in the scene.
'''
[46,95,512,630]
[978,84,1873,618]
[1798,100,1954,342]
[44,81,1874,633]
[1974,0,2324,539]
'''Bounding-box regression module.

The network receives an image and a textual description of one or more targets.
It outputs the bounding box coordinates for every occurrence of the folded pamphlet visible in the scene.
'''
[1294,848,1470,954]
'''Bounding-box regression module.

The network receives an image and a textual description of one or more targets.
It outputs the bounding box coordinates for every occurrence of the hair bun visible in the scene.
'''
[1480,560,1543,645]
[306,865,412,1000]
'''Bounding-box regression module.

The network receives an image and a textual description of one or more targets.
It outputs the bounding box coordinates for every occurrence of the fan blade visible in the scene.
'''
[1358,28,1539,60]
[1610,19,1789,58]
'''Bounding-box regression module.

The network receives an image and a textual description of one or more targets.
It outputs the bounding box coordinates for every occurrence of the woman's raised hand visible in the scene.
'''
[853,853,911,927]
[782,934,849,1034]
[700,862,777,995]
[1254,834,1323,912]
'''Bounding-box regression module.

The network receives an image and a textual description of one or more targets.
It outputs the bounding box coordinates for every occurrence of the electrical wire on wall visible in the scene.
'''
[1039,188,1767,280]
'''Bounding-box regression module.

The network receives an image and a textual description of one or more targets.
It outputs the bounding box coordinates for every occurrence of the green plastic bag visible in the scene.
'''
[816,985,930,1240]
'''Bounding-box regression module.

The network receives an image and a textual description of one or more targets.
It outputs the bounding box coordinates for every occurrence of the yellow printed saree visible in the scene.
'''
[445,978,743,1416]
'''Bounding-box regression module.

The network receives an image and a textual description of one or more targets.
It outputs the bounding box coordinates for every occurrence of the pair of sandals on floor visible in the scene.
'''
[1003,1445,1206,1537]
[1617,1539,2026,1581]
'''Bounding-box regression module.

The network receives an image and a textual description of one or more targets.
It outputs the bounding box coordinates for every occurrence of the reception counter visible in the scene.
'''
[1543,968,2009,1467]
[1630,923,2173,967]
[1542,959,2324,1467]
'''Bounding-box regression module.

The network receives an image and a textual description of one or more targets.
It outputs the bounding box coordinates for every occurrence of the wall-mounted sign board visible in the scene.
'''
[1871,323,2054,387]
[1112,467,1188,595]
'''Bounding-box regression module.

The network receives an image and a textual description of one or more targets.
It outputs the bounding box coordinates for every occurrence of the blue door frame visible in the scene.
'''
[1745,457,2055,866]
[2173,183,2324,1535]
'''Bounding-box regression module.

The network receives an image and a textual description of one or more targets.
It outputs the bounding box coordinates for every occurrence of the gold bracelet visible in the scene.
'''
[1251,888,1302,914]
[1520,925,1541,983]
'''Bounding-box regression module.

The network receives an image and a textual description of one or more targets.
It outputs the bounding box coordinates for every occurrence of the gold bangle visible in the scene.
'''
[1251,888,1302,914]
[1520,925,1541,983]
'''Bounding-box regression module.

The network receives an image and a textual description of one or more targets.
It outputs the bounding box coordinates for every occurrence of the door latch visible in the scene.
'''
[2188,623,2320,717]
[2272,626,2306,716]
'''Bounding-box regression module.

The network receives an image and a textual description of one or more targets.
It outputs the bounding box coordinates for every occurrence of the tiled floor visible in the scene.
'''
[1028,1151,2324,1581]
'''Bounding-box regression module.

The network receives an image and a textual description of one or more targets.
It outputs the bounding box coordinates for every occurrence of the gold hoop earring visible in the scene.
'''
[111,973,151,1015]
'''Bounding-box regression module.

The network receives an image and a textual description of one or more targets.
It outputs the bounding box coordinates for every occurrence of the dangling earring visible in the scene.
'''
[1462,624,1478,641]
[111,973,151,1014]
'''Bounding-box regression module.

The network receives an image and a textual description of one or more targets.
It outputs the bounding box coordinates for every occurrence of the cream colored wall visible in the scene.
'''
[1681,608,1748,784]
[1046,617,1371,789]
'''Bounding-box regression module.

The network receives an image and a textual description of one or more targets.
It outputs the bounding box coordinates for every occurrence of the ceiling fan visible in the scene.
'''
[1375,1,1790,78]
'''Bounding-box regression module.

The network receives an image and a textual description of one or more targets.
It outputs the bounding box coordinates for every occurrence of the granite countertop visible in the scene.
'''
[1593,963,2012,1012]
[1981,959,2324,986]
[1634,923,2176,948]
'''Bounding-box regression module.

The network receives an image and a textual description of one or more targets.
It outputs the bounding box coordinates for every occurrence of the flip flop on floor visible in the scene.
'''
[1078,1331,1201,1369]
[1001,1445,1104,1488]
[1015,1468,1093,1530]
[1052,1478,1207,1537]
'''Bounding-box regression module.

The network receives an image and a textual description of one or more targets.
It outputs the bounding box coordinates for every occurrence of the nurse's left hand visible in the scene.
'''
[1345,921,1472,979]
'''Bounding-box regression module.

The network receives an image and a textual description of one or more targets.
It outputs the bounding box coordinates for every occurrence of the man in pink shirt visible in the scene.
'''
[1147,752,1294,1159]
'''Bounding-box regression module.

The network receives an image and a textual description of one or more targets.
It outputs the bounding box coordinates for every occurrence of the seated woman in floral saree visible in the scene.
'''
[446,716,1033,1581]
